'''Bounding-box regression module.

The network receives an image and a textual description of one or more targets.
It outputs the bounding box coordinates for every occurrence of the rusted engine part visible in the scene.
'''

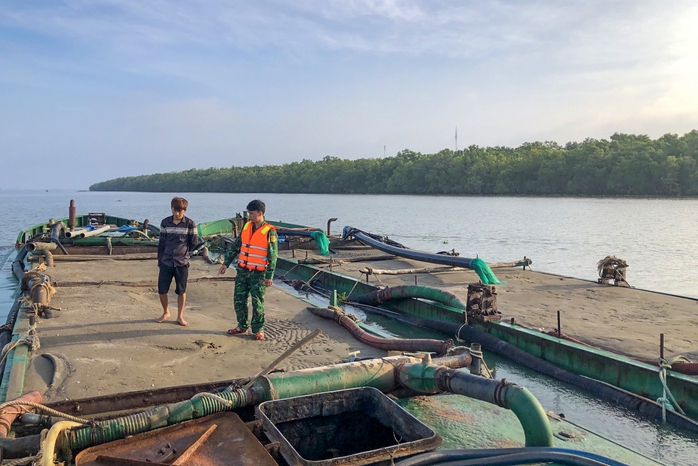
[466,283,500,323]
[0,391,44,438]
[74,413,278,466]
[3,270,50,361]
[597,255,630,287]
[20,269,57,319]
[308,306,453,356]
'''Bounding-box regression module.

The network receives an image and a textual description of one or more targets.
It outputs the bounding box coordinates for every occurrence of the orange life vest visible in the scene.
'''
[237,221,275,271]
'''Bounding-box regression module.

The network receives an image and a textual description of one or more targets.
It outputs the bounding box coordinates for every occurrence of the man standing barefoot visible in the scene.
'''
[157,196,199,326]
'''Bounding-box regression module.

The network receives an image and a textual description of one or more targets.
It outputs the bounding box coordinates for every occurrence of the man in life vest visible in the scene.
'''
[218,199,278,340]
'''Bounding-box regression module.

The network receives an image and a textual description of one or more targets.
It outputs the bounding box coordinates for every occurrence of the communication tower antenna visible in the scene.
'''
[455,127,458,151]
[384,145,386,157]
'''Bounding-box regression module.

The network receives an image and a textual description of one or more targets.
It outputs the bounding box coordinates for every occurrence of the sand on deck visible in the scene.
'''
[19,250,698,403]
[287,251,698,361]
[21,258,385,402]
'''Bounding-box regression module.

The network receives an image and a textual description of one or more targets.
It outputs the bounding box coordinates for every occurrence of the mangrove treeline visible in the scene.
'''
[90,131,698,196]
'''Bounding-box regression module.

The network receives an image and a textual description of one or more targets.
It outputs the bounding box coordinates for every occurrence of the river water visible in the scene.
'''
[1,190,697,464]
[2,191,697,298]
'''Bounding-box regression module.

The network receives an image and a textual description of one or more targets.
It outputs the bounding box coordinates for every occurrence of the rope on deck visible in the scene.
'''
[657,357,688,421]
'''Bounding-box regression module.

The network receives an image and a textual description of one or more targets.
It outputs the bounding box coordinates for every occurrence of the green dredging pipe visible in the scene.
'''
[397,361,553,447]
[63,354,553,453]
[353,285,466,310]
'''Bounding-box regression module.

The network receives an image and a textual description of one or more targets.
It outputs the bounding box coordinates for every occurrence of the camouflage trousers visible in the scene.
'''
[233,268,267,333]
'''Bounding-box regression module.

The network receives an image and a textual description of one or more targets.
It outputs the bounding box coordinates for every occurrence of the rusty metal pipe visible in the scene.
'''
[26,242,57,252]
[68,199,76,231]
[431,348,472,368]
[308,307,453,355]
[29,250,54,267]
[326,217,338,236]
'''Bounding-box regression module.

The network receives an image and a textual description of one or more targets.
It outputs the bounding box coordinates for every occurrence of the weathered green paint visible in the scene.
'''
[401,362,440,393]
[71,237,158,246]
[481,321,698,419]
[0,335,27,402]
[16,215,310,247]
[505,385,554,447]
[276,257,467,325]
[197,219,236,237]
[263,357,416,399]
[197,218,309,238]
[15,215,139,246]
[1,284,36,402]
[276,257,698,421]
[398,395,664,465]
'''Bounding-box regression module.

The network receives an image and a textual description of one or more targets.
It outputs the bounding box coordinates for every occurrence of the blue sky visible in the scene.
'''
[1,1,697,190]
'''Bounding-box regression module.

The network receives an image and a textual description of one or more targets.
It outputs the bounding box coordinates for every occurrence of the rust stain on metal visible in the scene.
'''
[171,424,217,465]
[75,412,276,466]
[490,439,522,449]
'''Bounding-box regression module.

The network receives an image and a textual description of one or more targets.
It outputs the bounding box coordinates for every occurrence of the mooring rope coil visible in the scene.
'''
[0,321,41,366]
[657,358,687,421]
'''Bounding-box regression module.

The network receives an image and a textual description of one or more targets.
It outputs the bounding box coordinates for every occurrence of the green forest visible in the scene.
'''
[90,131,698,196]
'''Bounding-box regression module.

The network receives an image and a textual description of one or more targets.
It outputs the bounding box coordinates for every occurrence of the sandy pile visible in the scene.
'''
[23,258,385,402]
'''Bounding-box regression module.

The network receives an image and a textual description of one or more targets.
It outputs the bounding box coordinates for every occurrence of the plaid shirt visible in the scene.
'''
[158,215,198,267]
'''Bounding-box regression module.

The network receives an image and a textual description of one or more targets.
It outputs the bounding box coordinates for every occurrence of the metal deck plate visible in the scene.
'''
[75,412,277,466]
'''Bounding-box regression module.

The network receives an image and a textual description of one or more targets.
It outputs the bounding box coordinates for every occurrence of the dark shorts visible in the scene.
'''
[158,264,189,295]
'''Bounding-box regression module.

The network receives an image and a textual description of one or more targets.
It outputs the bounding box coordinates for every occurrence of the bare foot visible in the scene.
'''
[156,311,170,323]
[177,319,189,327]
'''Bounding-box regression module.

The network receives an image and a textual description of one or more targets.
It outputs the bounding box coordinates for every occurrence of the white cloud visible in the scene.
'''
[1,1,697,189]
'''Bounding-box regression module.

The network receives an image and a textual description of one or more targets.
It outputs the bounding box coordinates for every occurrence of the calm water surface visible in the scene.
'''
[1,191,697,465]
[2,191,696,298]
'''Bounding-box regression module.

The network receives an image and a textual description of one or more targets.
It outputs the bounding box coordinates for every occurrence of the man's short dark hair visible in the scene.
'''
[246,199,265,214]
[171,197,188,211]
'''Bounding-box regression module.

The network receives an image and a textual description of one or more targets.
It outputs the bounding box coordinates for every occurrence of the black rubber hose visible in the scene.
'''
[49,222,68,254]
[343,227,408,248]
[0,434,42,459]
[396,447,626,466]
[276,228,316,238]
[49,238,68,255]
[11,246,27,281]
[0,299,20,379]
[349,229,476,267]
[400,452,606,465]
